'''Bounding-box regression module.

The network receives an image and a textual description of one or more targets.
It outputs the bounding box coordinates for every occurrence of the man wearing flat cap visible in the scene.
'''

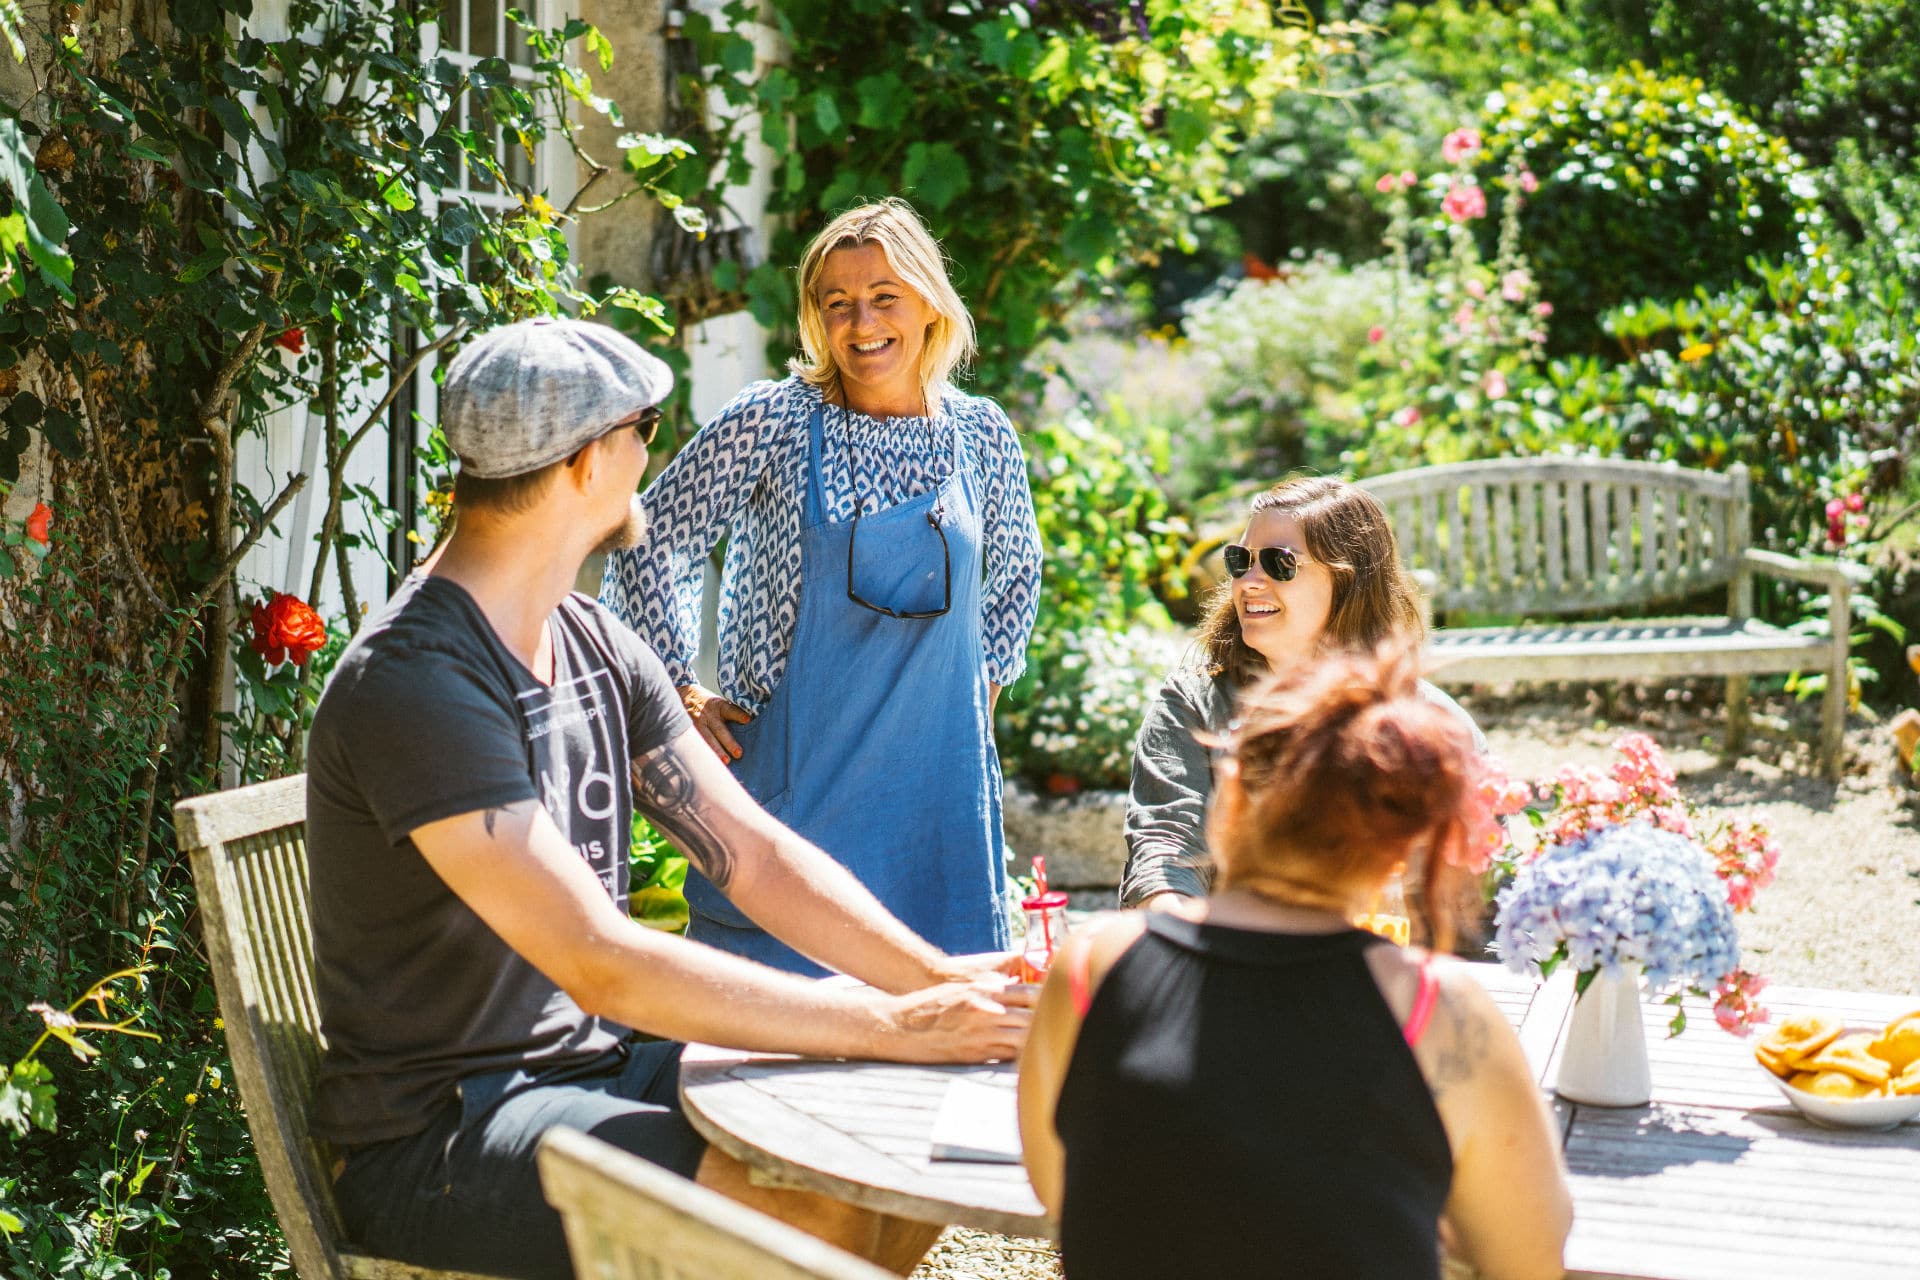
[305,318,1030,1279]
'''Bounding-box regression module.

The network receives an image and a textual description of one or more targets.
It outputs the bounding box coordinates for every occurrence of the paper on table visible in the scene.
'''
[928,1077,1023,1164]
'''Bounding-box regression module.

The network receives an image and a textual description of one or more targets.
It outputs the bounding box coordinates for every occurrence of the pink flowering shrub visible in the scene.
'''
[1478,732,1781,1034]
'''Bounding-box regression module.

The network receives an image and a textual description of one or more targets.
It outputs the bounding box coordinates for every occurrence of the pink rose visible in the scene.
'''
[1845,492,1865,512]
[1535,301,1554,317]
[1400,170,1417,188]
[1393,406,1422,428]
[1465,278,1486,300]
[1367,325,1385,344]
[1519,169,1539,193]
[1441,183,1487,223]
[24,501,51,547]
[1502,269,1530,302]
[1441,128,1482,165]
[1452,302,1476,332]
[1375,173,1399,194]
[1825,498,1846,519]
[1482,370,1508,399]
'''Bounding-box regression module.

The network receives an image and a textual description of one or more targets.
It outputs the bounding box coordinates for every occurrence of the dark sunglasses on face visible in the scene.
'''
[628,406,663,448]
[1222,543,1298,582]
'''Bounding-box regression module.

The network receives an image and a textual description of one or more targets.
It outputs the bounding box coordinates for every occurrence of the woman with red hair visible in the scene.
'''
[1019,646,1570,1280]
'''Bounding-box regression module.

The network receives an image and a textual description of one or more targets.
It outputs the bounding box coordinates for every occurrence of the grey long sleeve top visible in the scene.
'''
[1120,668,1488,907]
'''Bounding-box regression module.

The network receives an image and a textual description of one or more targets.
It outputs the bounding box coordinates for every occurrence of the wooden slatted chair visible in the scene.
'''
[1358,458,1853,778]
[175,776,505,1280]
[537,1127,896,1280]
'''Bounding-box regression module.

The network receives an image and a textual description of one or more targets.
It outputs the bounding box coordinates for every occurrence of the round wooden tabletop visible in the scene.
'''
[678,1043,1053,1239]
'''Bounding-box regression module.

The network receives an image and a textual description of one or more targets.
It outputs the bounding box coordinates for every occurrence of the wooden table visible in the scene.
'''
[678,968,1920,1278]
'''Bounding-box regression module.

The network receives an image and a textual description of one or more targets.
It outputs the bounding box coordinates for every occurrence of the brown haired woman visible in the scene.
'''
[1121,475,1484,910]
[1020,647,1571,1280]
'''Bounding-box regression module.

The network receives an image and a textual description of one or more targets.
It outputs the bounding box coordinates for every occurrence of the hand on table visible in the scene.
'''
[679,683,752,763]
[935,950,1027,985]
[881,975,1035,1064]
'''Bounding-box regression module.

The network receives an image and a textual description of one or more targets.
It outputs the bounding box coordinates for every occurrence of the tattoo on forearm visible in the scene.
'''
[1426,990,1489,1102]
[632,743,734,890]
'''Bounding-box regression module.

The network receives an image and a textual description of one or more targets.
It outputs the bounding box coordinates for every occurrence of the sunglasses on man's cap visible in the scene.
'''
[1222,543,1298,582]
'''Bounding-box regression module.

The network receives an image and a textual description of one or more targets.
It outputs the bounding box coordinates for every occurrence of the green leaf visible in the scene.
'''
[900,141,970,212]
[0,117,71,298]
[719,34,756,76]
[1573,967,1599,998]
[0,1060,55,1138]
[586,26,614,72]
[381,180,418,212]
[854,73,906,130]
[811,90,841,137]
[0,1208,20,1236]
[127,1160,158,1197]
[39,407,81,460]
[394,272,428,301]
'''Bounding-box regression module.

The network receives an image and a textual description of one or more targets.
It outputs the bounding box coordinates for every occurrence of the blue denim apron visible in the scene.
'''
[683,403,1009,974]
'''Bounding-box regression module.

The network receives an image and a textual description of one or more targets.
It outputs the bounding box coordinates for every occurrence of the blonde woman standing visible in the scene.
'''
[602,199,1042,974]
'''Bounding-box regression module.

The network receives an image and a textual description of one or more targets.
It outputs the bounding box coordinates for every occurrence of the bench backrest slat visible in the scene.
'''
[1361,459,1749,617]
[176,777,349,1280]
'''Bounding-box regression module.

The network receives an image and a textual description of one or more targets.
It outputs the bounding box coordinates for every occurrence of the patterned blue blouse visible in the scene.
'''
[600,376,1043,716]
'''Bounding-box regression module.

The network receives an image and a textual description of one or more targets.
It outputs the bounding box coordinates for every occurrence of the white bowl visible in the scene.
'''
[1767,1071,1920,1131]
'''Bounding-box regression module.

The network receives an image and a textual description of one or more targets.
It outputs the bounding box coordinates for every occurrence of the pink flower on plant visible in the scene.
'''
[1441,183,1487,223]
[1502,269,1531,302]
[1392,405,1422,428]
[1441,128,1482,165]
[1465,278,1486,300]
[1376,173,1400,194]
[1367,325,1385,344]
[1452,302,1476,332]
[1845,492,1865,512]
[1825,498,1846,519]
[1535,301,1554,317]
[1518,169,1539,193]
[1482,370,1509,399]
[1712,968,1770,1036]
[1400,170,1417,188]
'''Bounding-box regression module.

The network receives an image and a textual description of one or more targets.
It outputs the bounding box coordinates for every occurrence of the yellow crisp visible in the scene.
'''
[1788,1070,1879,1100]
[1889,1061,1920,1097]
[1758,1014,1844,1069]
[1867,1018,1920,1075]
[1754,1041,1793,1079]
[1798,1032,1892,1086]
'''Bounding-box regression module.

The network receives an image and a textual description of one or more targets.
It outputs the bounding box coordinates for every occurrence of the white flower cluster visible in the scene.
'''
[1003,625,1188,789]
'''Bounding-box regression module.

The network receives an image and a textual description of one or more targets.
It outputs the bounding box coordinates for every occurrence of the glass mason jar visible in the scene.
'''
[1018,890,1070,984]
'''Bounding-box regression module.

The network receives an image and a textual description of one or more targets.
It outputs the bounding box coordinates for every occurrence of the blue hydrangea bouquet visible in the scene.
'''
[1494,820,1742,1036]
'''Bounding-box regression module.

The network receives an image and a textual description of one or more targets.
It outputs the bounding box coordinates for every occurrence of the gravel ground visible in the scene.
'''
[914,681,1920,1280]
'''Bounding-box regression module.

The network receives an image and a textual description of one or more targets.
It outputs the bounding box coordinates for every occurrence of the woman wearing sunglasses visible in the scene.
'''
[1121,476,1483,912]
[600,198,1042,973]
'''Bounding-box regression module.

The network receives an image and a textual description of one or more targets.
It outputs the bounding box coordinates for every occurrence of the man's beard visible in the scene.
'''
[594,495,648,555]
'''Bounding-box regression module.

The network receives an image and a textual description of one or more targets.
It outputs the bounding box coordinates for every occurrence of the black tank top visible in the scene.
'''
[1053,915,1453,1279]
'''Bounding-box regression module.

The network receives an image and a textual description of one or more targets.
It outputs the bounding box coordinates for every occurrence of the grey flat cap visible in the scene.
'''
[441,317,673,478]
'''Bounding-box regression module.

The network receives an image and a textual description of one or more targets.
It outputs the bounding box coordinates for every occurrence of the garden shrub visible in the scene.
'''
[997,624,1187,790]
[1597,254,1920,555]
[679,0,1359,394]
[1476,65,1821,353]
[1182,255,1399,487]
[1573,0,1920,166]
[996,410,1188,786]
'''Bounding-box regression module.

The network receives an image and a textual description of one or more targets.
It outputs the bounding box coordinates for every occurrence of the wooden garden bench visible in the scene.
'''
[175,776,506,1280]
[537,1126,895,1280]
[1358,458,1851,778]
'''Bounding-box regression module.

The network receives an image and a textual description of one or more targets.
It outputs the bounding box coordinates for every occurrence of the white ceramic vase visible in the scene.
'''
[1554,963,1652,1107]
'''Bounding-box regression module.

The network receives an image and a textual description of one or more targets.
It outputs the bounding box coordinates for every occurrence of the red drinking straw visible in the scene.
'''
[1032,857,1054,959]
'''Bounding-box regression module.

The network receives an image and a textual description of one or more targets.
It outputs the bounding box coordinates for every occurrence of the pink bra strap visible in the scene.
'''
[1070,940,1093,1018]
[1403,953,1440,1048]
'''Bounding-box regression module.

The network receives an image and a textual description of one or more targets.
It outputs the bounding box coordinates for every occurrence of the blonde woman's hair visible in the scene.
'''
[790,198,976,408]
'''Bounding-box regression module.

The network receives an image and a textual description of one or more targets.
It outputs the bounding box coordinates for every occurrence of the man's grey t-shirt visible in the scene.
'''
[305,575,690,1147]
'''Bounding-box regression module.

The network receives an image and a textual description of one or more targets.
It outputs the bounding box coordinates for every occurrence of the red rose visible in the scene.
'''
[24,501,51,546]
[274,328,306,355]
[250,591,328,666]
